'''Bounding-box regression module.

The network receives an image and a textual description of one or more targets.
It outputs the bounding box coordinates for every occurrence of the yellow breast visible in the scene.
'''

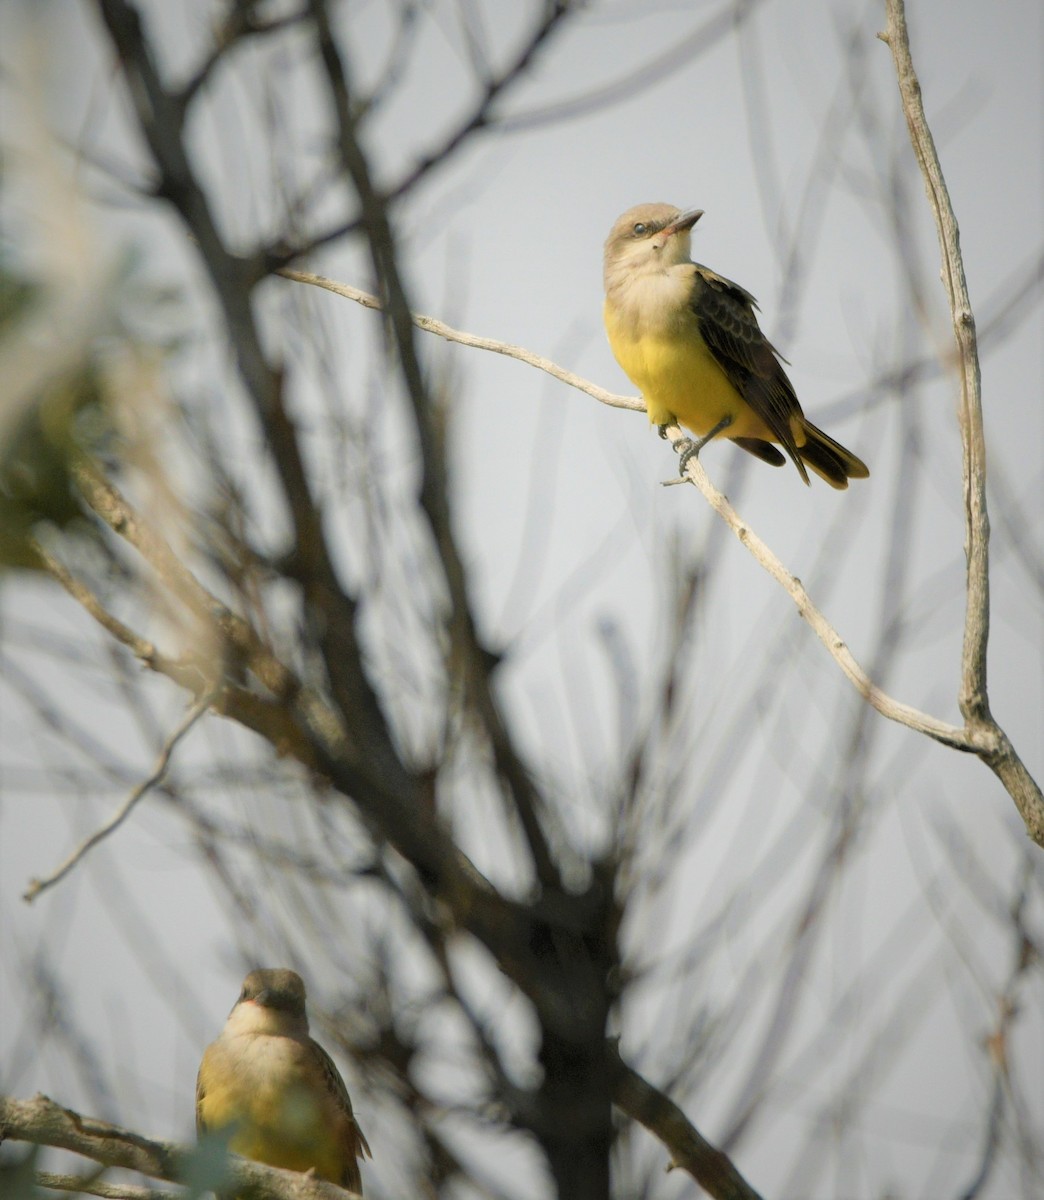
[604,299,766,439]
[198,1039,346,1183]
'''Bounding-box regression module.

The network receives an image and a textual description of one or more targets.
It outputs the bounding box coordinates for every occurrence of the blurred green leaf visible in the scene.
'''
[179,1126,237,1199]
[0,1145,44,1200]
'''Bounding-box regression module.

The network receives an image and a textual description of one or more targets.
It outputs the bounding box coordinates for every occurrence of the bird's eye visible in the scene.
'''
[632,222,647,236]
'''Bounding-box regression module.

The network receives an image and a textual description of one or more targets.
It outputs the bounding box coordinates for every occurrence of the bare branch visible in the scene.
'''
[35,543,328,771]
[0,1094,360,1200]
[879,0,989,717]
[282,259,1044,843]
[176,7,309,111]
[384,2,575,201]
[879,0,1044,845]
[307,1,562,892]
[38,1172,168,1200]
[610,1047,765,1200]
[668,434,971,746]
[278,270,998,755]
[498,0,766,134]
[23,691,214,903]
[93,0,393,780]
[277,270,643,414]
[67,458,303,706]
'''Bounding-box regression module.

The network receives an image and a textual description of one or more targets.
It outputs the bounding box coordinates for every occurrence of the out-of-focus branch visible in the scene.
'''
[958,865,1038,1200]
[176,7,308,110]
[384,2,573,201]
[0,1094,359,1200]
[880,0,1044,846]
[610,1048,765,1200]
[93,0,393,782]
[68,459,304,707]
[36,543,326,771]
[257,1,576,270]
[307,0,561,893]
[498,0,765,133]
[42,453,590,1037]
[38,1172,167,1200]
[23,691,214,903]
[306,21,622,1198]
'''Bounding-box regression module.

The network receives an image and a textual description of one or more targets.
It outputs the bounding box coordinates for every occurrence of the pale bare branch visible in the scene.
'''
[278,269,1004,761]
[276,270,644,414]
[879,0,1044,845]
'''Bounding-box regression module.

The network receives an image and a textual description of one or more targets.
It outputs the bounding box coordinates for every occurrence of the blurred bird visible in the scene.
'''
[196,968,370,1195]
[603,203,868,488]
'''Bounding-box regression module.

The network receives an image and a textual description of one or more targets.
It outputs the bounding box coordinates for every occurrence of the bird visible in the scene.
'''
[196,968,371,1195]
[603,202,869,488]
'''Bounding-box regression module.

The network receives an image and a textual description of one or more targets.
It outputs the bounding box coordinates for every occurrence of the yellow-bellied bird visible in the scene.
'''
[196,968,371,1195]
[603,203,869,488]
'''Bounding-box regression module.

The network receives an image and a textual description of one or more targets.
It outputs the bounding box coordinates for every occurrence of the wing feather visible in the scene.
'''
[310,1038,371,1191]
[690,266,808,479]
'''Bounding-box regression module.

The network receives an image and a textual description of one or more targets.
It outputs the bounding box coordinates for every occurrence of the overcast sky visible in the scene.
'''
[2,3,1042,1198]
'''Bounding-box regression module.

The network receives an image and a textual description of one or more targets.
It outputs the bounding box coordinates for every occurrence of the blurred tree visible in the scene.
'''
[1,2,1041,1199]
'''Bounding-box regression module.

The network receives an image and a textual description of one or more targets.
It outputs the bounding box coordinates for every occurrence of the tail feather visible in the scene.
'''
[797,421,869,490]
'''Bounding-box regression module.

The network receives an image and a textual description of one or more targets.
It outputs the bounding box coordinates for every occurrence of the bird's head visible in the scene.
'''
[227,968,310,1035]
[603,203,703,288]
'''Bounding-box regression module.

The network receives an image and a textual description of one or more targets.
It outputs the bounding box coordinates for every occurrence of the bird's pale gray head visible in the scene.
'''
[237,968,308,1019]
[603,203,703,288]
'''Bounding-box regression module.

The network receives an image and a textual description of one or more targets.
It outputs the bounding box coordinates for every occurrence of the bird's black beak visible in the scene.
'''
[664,208,703,235]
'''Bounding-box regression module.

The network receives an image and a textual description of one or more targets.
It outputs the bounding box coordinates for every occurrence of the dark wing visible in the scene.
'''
[690,265,808,480]
[311,1038,371,1191]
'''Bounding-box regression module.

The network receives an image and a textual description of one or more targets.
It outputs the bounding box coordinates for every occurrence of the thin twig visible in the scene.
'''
[878,0,990,720]
[279,270,972,752]
[671,437,971,748]
[384,2,574,201]
[23,691,215,903]
[879,0,1044,845]
[276,270,643,415]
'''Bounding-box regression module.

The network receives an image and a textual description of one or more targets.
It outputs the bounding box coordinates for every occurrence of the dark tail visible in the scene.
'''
[797,421,869,490]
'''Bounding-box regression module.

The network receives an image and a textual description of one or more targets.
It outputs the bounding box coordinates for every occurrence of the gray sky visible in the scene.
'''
[2,2,1042,1198]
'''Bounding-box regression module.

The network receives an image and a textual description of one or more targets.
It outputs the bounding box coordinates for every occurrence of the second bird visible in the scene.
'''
[603,203,868,488]
[196,968,371,1195]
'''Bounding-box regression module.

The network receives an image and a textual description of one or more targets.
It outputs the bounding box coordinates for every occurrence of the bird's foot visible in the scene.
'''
[659,437,698,485]
[676,438,701,474]
[674,437,697,465]
[674,415,734,476]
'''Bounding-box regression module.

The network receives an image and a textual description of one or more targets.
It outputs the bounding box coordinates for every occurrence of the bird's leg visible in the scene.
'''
[658,422,697,465]
[677,414,733,474]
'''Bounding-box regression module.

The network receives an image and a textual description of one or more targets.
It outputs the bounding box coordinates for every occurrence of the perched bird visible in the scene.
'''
[196,968,370,1195]
[603,203,868,488]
